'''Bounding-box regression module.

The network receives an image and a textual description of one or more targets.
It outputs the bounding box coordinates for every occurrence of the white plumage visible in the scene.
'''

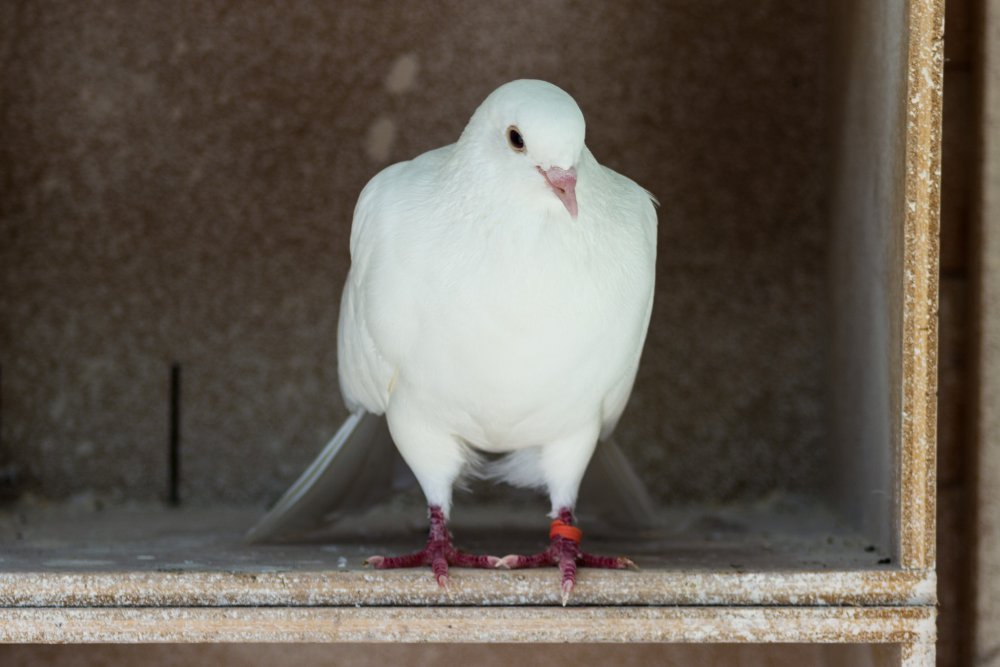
[248,82,657,597]
[338,79,656,520]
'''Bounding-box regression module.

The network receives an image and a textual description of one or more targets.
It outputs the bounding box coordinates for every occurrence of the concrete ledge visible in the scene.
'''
[0,606,936,644]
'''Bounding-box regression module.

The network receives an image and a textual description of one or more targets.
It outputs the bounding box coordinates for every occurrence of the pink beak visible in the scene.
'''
[540,166,578,218]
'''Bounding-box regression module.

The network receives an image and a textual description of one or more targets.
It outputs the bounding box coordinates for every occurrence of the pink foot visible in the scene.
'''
[365,506,500,587]
[498,508,636,605]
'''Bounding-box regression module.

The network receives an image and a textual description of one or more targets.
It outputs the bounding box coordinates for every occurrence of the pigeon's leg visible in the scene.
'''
[498,508,636,604]
[366,505,500,587]
[368,396,500,586]
[498,432,634,604]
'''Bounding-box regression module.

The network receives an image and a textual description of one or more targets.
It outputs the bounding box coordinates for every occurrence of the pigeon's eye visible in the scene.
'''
[507,126,525,152]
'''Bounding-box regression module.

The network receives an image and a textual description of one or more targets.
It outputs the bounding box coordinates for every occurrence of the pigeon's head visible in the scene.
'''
[462,80,586,219]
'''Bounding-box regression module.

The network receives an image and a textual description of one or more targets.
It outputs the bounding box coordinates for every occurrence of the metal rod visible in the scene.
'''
[168,362,181,506]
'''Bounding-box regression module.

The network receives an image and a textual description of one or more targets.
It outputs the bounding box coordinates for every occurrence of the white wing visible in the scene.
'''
[597,166,658,441]
[337,165,402,414]
[337,146,455,414]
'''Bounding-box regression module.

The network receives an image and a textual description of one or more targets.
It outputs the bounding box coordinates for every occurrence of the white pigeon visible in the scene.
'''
[249,79,658,603]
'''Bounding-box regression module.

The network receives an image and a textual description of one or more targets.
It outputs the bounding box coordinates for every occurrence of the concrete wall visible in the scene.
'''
[0,1,830,506]
[974,1,1000,664]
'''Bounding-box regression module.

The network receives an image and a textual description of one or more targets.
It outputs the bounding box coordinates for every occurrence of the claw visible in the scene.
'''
[365,556,384,568]
[621,557,639,571]
[561,578,574,606]
[486,556,503,568]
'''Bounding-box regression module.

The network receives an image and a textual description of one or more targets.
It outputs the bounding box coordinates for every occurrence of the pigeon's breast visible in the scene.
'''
[396,217,651,451]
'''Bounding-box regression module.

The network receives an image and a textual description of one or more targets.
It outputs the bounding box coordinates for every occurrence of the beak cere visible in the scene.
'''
[540,166,578,218]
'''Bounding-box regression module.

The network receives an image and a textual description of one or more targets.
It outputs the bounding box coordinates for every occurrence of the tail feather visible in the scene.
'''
[245,411,399,543]
[578,437,658,528]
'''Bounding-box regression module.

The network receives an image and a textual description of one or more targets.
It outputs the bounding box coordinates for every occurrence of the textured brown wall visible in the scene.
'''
[0,1,829,505]
[972,0,1000,665]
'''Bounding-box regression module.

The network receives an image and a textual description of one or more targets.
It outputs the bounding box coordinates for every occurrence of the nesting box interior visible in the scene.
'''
[0,0,937,612]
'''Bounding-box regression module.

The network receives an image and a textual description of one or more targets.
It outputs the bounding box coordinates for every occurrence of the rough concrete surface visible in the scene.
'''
[0,0,829,507]
[975,2,1000,665]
